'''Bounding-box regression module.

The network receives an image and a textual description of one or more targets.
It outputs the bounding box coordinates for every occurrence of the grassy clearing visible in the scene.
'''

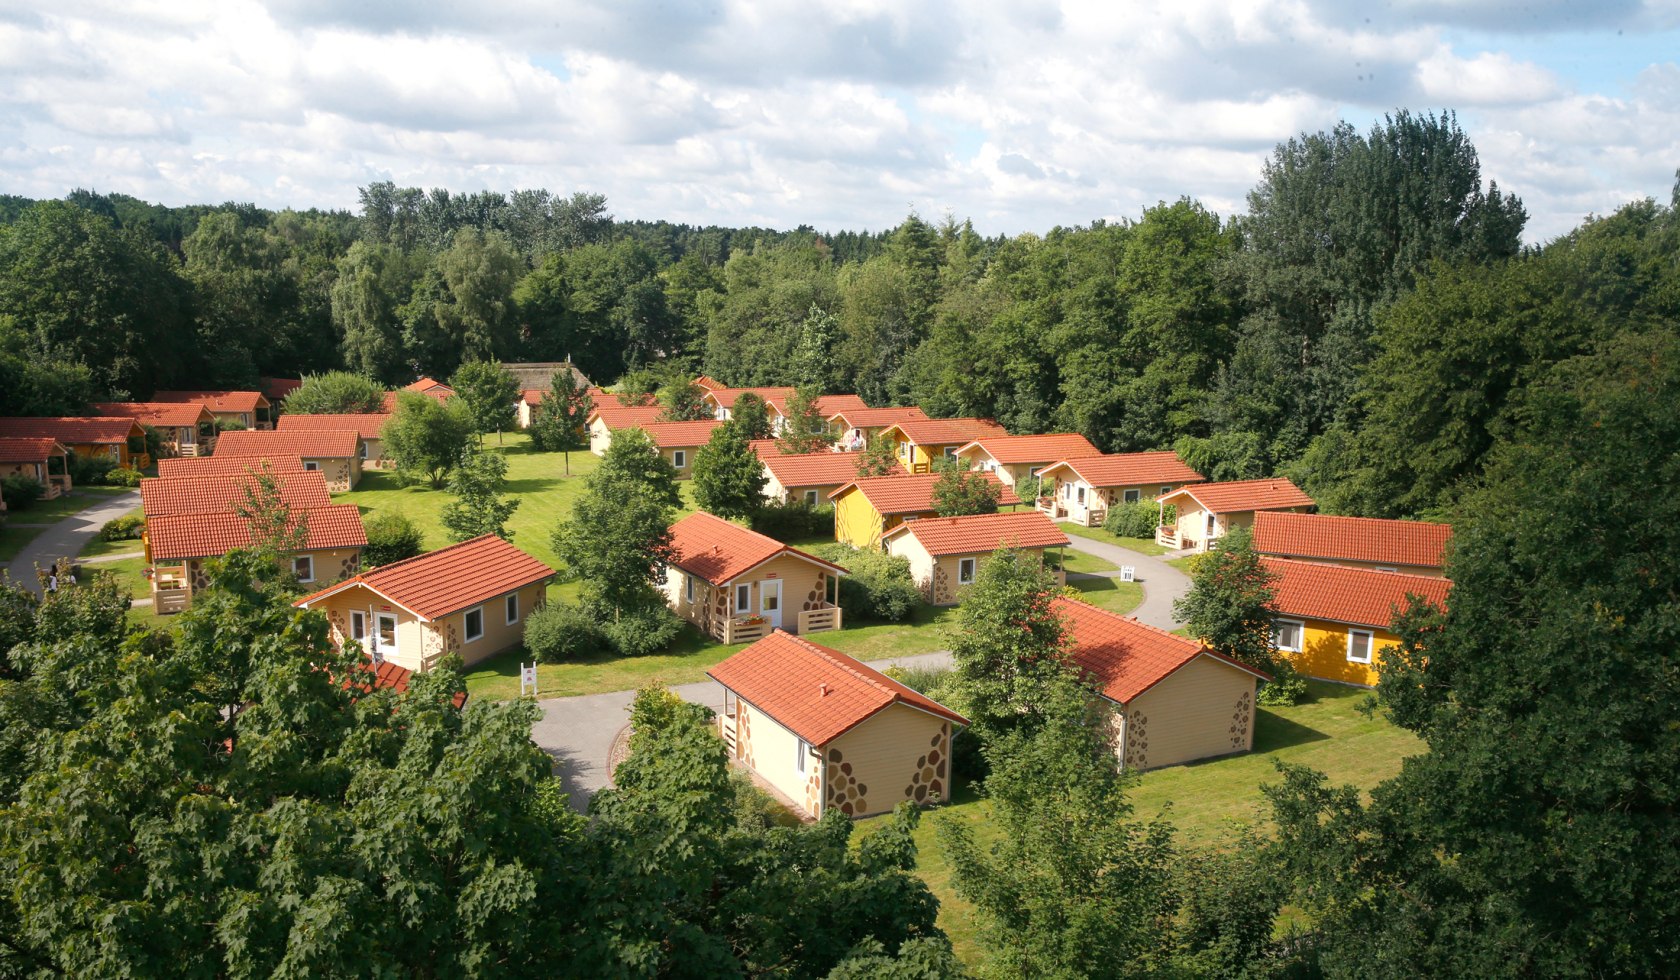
[865,680,1422,970]
[1066,573,1144,616]
[1060,522,1171,557]
[1059,548,1118,575]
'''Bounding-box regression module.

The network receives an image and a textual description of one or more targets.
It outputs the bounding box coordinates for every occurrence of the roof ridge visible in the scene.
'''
[1053,594,1197,645]
[363,533,501,578]
[1262,555,1448,586]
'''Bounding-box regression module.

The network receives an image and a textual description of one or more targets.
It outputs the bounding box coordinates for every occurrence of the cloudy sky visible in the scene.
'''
[2,1,1677,242]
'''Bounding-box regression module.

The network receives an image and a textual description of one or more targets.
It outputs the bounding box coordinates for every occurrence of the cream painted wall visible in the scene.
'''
[1122,655,1258,769]
[736,698,817,815]
[825,703,951,817]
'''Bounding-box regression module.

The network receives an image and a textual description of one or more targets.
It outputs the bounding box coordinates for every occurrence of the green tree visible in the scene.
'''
[1267,332,1680,977]
[945,549,1073,740]
[528,365,597,476]
[400,228,522,377]
[381,390,473,488]
[332,240,417,382]
[1171,527,1279,675]
[790,303,843,392]
[691,422,767,520]
[855,436,900,477]
[234,463,310,583]
[440,446,520,541]
[776,386,833,454]
[550,428,679,616]
[931,463,1001,517]
[180,210,299,386]
[729,391,773,440]
[283,370,387,414]
[658,377,712,421]
[361,511,424,567]
[449,358,519,443]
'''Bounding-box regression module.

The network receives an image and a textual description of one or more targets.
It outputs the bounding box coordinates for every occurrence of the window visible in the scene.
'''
[958,557,977,585]
[804,489,819,507]
[1272,619,1303,652]
[1076,486,1086,505]
[735,583,750,611]
[796,738,808,773]
[359,441,369,460]
[1123,488,1141,504]
[349,610,366,641]
[1160,485,1172,496]
[685,574,694,602]
[303,460,320,471]
[464,606,485,643]
[943,446,958,458]
[672,450,686,469]
[1347,629,1373,664]
[1205,513,1216,536]
[505,593,519,625]
[292,555,314,582]
[1374,566,1398,574]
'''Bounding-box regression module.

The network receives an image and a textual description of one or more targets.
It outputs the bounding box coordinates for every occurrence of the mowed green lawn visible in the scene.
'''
[1,486,134,563]
[1061,521,1172,557]
[866,680,1423,970]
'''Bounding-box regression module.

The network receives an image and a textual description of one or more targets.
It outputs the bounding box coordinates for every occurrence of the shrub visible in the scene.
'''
[0,474,46,512]
[66,453,115,487]
[362,512,424,568]
[525,602,608,663]
[601,603,684,657]
[749,501,833,541]
[214,416,247,432]
[1104,502,1173,539]
[1257,658,1308,706]
[1015,474,1043,503]
[285,371,387,414]
[102,467,142,487]
[99,515,146,541]
[813,544,921,622]
[885,663,952,696]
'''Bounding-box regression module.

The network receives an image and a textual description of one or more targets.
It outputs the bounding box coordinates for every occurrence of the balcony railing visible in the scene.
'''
[797,604,842,634]
[153,587,190,615]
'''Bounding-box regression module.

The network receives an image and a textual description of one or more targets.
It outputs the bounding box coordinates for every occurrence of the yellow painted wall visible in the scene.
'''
[1122,655,1258,769]
[302,456,360,492]
[307,579,544,671]
[833,487,887,548]
[824,704,951,817]
[307,584,429,670]
[666,448,697,480]
[735,698,816,815]
[446,581,547,667]
[1279,617,1396,687]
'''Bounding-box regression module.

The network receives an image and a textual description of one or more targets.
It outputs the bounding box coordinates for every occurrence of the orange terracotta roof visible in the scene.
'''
[1264,558,1451,631]
[519,389,545,405]
[91,402,213,427]
[151,390,269,413]
[1055,597,1270,703]
[216,429,361,459]
[958,433,1100,466]
[147,504,367,561]
[883,511,1069,556]
[585,387,642,409]
[883,417,1008,446]
[0,437,66,462]
[261,377,303,401]
[705,387,797,411]
[762,450,901,489]
[826,405,928,428]
[344,657,468,709]
[140,471,332,518]
[0,417,143,444]
[667,511,847,586]
[1035,452,1206,488]
[1253,511,1452,569]
[708,630,968,745]
[1163,478,1315,514]
[829,473,1021,514]
[295,534,553,621]
[634,420,724,448]
[693,375,726,392]
[403,377,453,394]
[277,413,392,439]
[588,403,664,428]
[157,455,305,478]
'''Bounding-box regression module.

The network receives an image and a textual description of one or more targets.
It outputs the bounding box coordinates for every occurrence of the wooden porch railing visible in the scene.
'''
[1155,525,1180,549]
[723,617,771,645]
[153,587,190,615]
[797,604,842,634]
[1085,506,1107,528]
[719,713,738,755]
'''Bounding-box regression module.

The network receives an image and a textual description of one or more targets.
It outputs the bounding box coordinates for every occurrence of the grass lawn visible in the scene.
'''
[865,680,1422,970]
[1059,548,1118,575]
[1060,522,1171,557]
[1065,573,1144,616]
[0,526,33,564]
[0,487,135,563]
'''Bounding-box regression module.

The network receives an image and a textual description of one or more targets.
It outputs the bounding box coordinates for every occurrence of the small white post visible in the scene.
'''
[520,662,537,699]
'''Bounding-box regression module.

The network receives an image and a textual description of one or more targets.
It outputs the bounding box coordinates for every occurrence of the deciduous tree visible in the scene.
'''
[449,358,519,443]
[1171,526,1280,675]
[283,370,387,414]
[550,428,678,617]
[440,446,519,541]
[931,463,1001,517]
[381,390,473,488]
[691,422,767,520]
[776,386,833,454]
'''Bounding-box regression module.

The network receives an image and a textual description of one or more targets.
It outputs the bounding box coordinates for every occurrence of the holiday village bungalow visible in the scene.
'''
[0,417,149,470]
[0,438,71,499]
[1034,451,1206,528]
[295,534,555,673]
[1155,478,1315,552]
[709,630,969,820]
[379,377,455,412]
[92,402,219,458]
[827,406,928,451]
[626,420,724,478]
[157,453,305,478]
[953,432,1099,490]
[830,472,1022,550]
[145,503,367,615]
[1252,511,1452,577]
[276,413,394,468]
[140,470,333,520]
[1265,557,1451,688]
[752,440,904,506]
[215,429,365,491]
[662,511,847,644]
[151,390,274,430]
[587,402,663,454]
[883,511,1070,605]
[877,417,1008,474]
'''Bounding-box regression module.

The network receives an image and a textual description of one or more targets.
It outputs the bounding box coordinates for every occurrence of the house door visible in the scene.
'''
[761,580,783,629]
[373,612,399,662]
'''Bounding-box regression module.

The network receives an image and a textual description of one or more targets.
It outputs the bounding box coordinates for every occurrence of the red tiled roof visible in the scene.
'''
[588,403,664,428]
[0,437,66,462]
[705,387,797,411]
[811,394,869,416]
[295,534,553,621]
[342,657,468,709]
[151,390,269,413]
[693,375,726,392]
[518,389,545,405]
[140,471,332,518]
[762,449,901,489]
[0,417,143,444]
[1264,558,1451,630]
[883,511,1069,557]
[634,420,724,449]
[1035,452,1206,488]
[883,417,1008,446]
[1163,478,1315,514]
[91,402,213,427]
[277,413,392,439]
[1055,597,1270,703]
[667,511,847,585]
[216,429,361,459]
[708,630,968,745]
[826,405,928,428]
[1253,511,1452,569]
[261,377,303,401]
[157,455,305,478]
[147,504,367,561]
[585,387,642,409]
[403,377,453,394]
[959,433,1100,466]
[829,473,1021,514]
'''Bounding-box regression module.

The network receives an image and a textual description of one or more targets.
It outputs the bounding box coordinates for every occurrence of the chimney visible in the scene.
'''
[819,683,829,696]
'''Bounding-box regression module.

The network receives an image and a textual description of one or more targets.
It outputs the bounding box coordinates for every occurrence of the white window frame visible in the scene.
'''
[349,609,366,642]
[1076,486,1086,505]
[1205,513,1217,536]
[359,441,369,460]
[464,605,485,643]
[796,738,808,773]
[735,583,750,612]
[302,460,320,472]
[1122,488,1141,504]
[293,555,314,583]
[804,489,819,507]
[1347,629,1373,664]
[1272,618,1304,653]
[1160,485,1173,496]
[672,449,687,469]
[685,574,695,602]
[958,557,977,585]
[943,445,958,458]
[505,592,519,625]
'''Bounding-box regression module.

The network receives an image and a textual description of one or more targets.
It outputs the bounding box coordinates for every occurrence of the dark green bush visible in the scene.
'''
[813,544,921,622]
[362,512,424,568]
[0,474,45,512]
[749,500,833,541]
[99,515,146,541]
[525,602,607,663]
[1257,658,1308,706]
[602,603,684,657]
[66,453,115,487]
[1104,501,1173,539]
[103,467,142,487]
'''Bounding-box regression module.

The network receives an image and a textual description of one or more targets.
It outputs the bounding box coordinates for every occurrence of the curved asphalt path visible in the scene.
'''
[4,489,140,593]
[1061,533,1193,632]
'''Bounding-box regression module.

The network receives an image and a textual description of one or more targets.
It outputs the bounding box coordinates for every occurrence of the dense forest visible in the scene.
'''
[2,109,1675,524]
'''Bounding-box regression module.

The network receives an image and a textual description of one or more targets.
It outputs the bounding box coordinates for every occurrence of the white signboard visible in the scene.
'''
[519,662,538,698]
[1120,565,1136,583]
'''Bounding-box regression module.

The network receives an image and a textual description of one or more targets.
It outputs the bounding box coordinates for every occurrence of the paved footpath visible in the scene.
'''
[531,649,954,812]
[1061,533,1192,632]
[4,490,140,593]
